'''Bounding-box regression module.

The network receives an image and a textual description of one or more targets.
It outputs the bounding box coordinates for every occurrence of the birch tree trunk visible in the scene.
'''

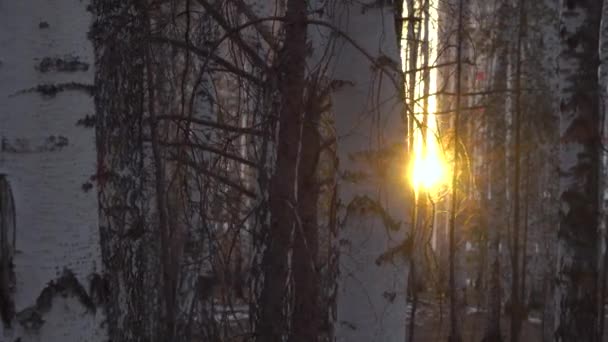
[527,1,560,340]
[326,2,409,341]
[482,3,510,340]
[0,1,105,341]
[555,0,602,340]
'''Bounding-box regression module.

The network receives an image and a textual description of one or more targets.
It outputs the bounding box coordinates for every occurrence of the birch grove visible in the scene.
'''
[2,0,608,341]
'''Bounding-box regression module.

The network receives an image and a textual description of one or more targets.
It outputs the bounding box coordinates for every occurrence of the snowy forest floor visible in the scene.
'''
[410,293,543,341]
[411,294,608,341]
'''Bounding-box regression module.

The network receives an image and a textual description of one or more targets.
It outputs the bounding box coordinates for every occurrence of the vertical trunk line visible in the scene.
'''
[142,4,177,338]
[407,197,419,342]
[407,0,419,151]
[520,151,531,323]
[257,0,307,340]
[555,0,602,340]
[510,0,525,341]
[597,0,608,338]
[449,0,464,340]
[145,37,175,342]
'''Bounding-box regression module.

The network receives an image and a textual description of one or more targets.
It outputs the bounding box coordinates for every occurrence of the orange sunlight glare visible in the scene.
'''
[410,118,446,193]
[402,1,449,195]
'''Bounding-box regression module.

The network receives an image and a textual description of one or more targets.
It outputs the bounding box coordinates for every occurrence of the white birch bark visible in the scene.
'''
[554,0,602,340]
[323,3,410,341]
[0,1,105,341]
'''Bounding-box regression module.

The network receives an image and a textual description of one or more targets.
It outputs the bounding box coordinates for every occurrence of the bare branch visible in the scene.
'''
[195,0,269,70]
[151,36,263,85]
[169,153,257,199]
[193,15,408,109]
[403,59,474,74]
[154,115,266,137]
[230,0,279,50]
[155,140,258,168]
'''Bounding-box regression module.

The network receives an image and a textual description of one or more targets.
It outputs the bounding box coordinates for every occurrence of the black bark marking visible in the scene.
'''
[15,269,98,331]
[375,233,413,266]
[88,272,110,306]
[565,0,575,10]
[36,56,89,73]
[76,114,96,128]
[0,176,16,328]
[81,182,94,192]
[383,291,396,303]
[343,195,402,231]
[566,35,578,50]
[36,269,95,313]
[0,136,69,153]
[11,82,95,98]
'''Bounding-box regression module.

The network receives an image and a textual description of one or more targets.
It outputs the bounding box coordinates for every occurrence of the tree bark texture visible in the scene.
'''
[555,0,602,341]
[0,0,105,341]
[482,3,510,340]
[257,0,308,340]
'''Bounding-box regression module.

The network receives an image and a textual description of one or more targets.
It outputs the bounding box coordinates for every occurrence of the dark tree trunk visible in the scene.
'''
[257,0,308,340]
[510,1,526,341]
[449,0,464,341]
[289,75,325,342]
[92,1,158,340]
